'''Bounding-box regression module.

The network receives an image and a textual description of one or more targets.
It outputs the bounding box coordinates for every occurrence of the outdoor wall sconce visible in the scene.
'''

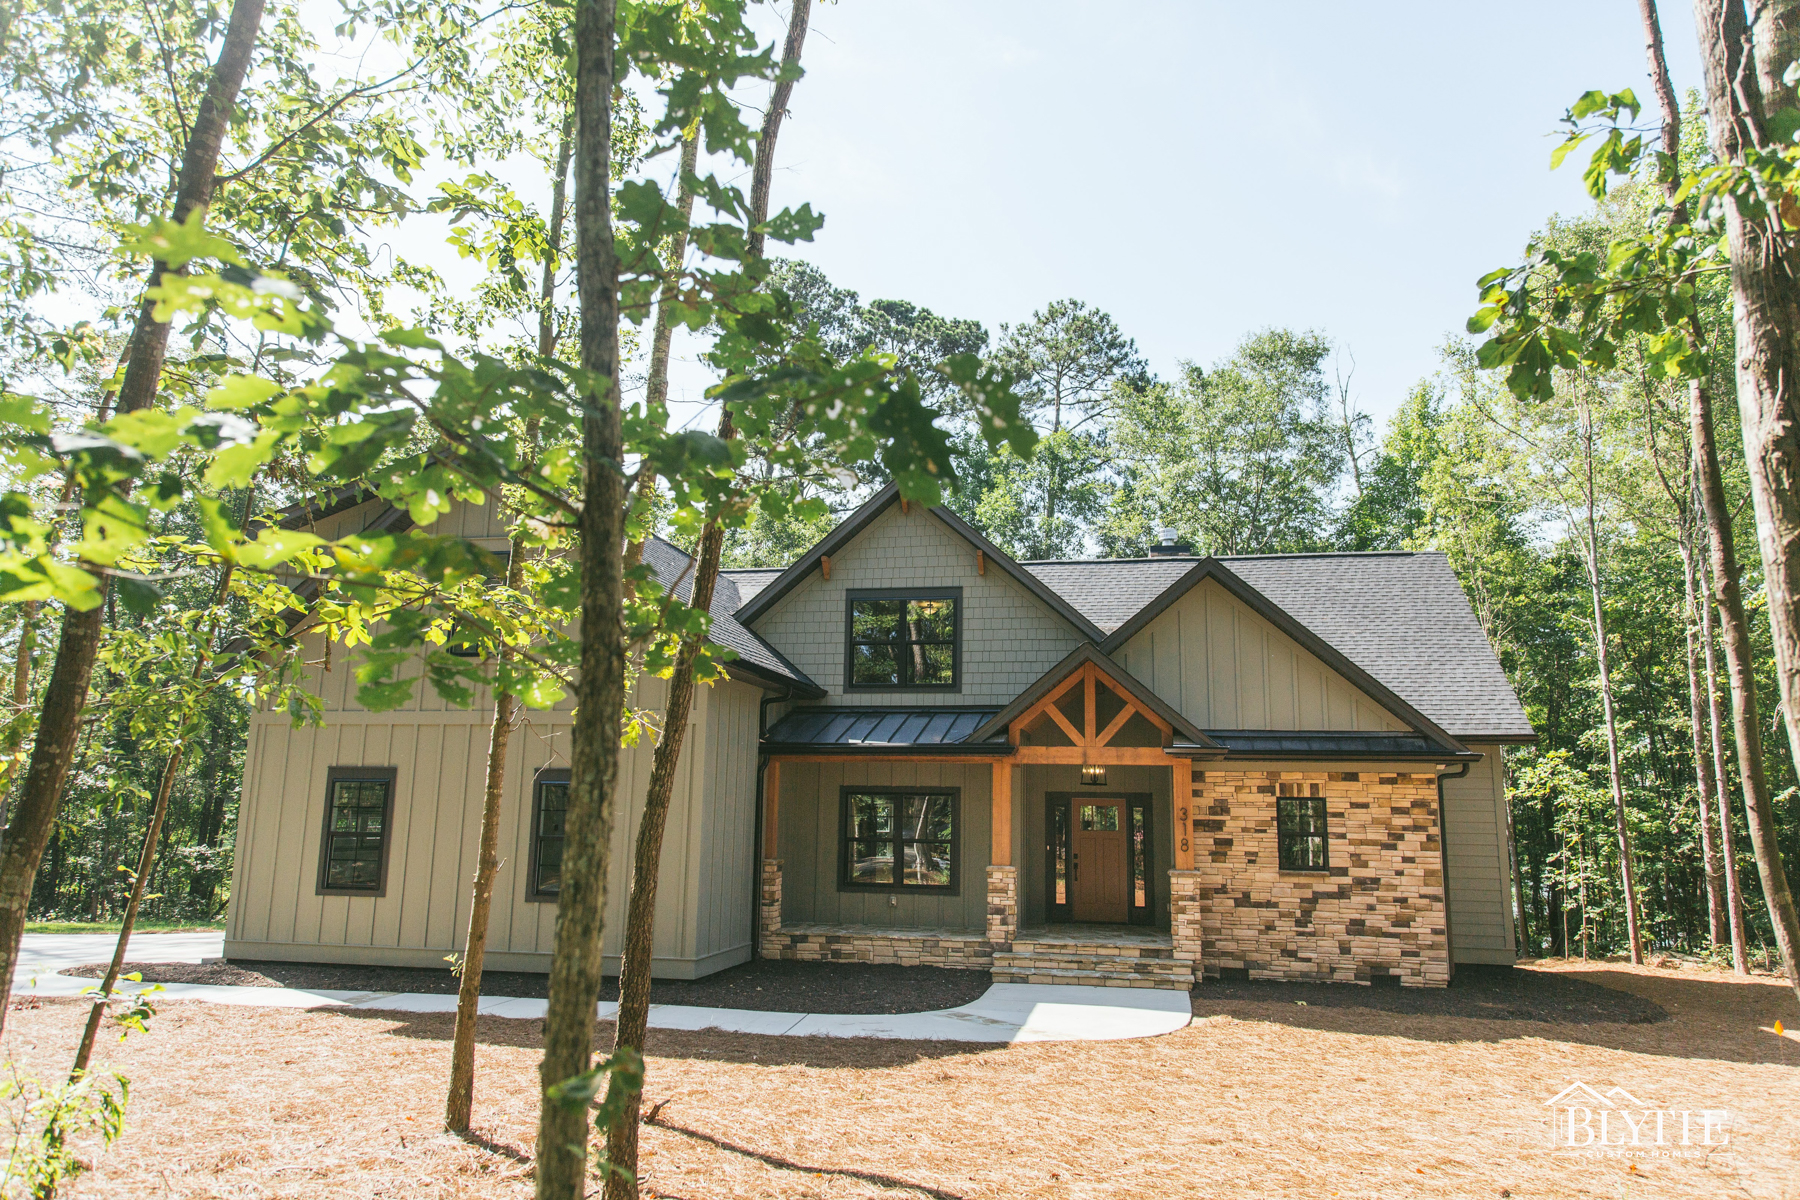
[1081,765,1107,786]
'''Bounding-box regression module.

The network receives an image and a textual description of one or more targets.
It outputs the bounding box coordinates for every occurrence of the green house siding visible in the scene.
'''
[774,759,993,931]
[750,504,1085,707]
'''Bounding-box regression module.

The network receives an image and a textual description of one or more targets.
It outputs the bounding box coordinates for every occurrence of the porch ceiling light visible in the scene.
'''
[1081,764,1107,786]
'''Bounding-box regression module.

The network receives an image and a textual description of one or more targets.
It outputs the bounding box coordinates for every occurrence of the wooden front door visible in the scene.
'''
[1071,801,1129,923]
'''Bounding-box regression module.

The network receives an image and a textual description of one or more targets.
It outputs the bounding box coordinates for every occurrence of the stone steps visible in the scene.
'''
[992,940,1194,989]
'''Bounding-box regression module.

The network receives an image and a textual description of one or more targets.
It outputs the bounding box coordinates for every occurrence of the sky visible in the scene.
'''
[662,0,1706,429]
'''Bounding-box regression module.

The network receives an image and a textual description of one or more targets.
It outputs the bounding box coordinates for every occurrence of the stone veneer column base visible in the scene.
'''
[758,859,783,956]
[986,864,1019,947]
[1169,868,1205,975]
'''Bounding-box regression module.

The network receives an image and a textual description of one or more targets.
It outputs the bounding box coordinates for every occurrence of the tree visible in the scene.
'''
[1468,0,1800,993]
[1104,327,1342,556]
[605,3,813,1194]
[1684,0,1800,997]
[443,106,578,1135]
[988,300,1147,555]
[0,0,270,1032]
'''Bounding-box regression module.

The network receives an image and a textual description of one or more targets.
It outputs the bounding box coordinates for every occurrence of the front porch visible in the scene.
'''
[759,919,1194,990]
[756,649,1456,990]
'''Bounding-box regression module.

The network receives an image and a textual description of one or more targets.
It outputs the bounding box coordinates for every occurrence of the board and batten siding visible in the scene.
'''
[1442,743,1517,965]
[225,675,766,978]
[1114,577,1411,733]
[750,504,1085,706]
[774,759,992,931]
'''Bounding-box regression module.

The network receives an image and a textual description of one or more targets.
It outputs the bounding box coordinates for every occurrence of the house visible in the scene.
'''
[224,483,1533,988]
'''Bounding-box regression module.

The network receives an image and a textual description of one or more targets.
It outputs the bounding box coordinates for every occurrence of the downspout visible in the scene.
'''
[751,687,792,959]
[1437,759,1472,982]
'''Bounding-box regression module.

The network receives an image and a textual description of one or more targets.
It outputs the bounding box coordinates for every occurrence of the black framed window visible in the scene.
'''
[317,767,396,895]
[840,789,957,891]
[846,589,959,690]
[1277,785,1329,871]
[528,769,570,899]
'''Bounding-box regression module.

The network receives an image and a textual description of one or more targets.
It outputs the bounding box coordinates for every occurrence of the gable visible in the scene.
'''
[1113,577,1412,734]
[745,501,1087,707]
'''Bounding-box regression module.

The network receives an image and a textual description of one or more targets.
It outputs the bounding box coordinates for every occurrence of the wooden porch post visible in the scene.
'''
[1173,760,1193,869]
[762,758,781,858]
[990,760,1012,866]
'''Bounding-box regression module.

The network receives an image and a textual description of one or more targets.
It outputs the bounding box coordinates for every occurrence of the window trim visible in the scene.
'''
[842,587,963,693]
[525,767,571,902]
[315,766,398,897]
[1276,792,1331,873]
[836,786,961,895]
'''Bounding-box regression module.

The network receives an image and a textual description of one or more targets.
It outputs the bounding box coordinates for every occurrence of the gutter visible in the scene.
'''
[758,741,1016,758]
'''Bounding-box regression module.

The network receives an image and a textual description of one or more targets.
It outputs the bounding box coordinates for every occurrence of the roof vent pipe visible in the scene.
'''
[1148,526,1193,556]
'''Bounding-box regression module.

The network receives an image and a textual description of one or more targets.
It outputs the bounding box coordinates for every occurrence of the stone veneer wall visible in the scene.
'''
[1188,769,1450,987]
[759,924,994,968]
[986,865,1018,946]
[760,859,783,942]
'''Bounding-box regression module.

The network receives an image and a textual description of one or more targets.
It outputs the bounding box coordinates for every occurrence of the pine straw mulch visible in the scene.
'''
[4,960,1797,1199]
[55,958,994,1014]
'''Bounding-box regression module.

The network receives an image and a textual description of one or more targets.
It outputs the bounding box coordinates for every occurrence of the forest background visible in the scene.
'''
[1,0,1791,972]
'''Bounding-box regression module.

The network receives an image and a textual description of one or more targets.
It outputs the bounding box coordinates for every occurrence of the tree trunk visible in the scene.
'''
[69,746,182,1077]
[0,0,267,1037]
[1691,0,1800,997]
[622,129,701,580]
[444,122,572,1139]
[1577,407,1643,962]
[535,0,627,1195]
[1699,544,1753,972]
[1636,0,1757,974]
[605,10,811,1194]
[744,0,813,264]
[1680,532,1731,945]
[601,516,723,1200]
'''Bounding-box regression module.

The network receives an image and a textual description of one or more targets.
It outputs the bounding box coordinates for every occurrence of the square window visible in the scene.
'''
[847,592,959,690]
[841,790,957,892]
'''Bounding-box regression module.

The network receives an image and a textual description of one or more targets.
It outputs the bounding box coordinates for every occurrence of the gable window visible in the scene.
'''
[528,769,570,900]
[846,589,960,690]
[317,767,397,895]
[840,789,958,891]
[1276,783,1329,871]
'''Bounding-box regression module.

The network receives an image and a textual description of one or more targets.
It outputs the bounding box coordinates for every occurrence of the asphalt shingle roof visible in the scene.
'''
[643,539,818,692]
[720,567,784,607]
[1022,551,1532,742]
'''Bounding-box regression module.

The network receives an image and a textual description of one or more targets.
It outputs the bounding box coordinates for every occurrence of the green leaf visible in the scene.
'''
[114,575,162,616]
[1550,133,1590,171]
[206,375,282,410]
[380,326,444,351]
[119,209,245,269]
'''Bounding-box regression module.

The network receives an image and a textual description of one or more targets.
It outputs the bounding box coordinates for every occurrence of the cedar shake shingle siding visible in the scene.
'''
[748,503,1086,707]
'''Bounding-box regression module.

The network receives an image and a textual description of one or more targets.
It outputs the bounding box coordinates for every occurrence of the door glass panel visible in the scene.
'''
[1052,803,1069,906]
[1131,803,1147,909]
[1079,804,1119,832]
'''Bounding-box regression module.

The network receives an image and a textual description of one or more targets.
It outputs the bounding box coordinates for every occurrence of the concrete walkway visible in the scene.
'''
[13,932,1192,1044]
